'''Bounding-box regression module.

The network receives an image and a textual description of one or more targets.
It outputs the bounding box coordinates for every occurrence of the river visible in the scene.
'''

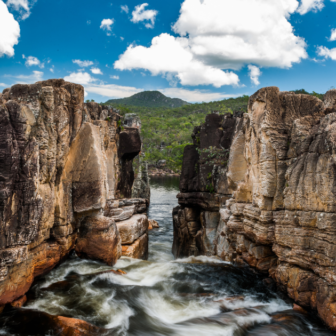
[0,177,334,335]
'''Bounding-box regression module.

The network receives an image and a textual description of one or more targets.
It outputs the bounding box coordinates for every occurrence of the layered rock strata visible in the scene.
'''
[174,88,336,330]
[173,112,243,258]
[0,80,148,307]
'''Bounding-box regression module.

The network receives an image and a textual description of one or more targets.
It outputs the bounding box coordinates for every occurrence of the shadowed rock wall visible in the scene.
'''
[0,79,145,307]
[173,88,336,330]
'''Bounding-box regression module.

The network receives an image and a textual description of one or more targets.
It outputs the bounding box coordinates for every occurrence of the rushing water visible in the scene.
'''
[0,177,334,335]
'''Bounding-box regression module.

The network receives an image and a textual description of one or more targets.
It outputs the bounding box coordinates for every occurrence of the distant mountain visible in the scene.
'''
[105,91,190,108]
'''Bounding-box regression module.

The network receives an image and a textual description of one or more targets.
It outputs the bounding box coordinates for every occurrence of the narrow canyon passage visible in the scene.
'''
[0,177,334,336]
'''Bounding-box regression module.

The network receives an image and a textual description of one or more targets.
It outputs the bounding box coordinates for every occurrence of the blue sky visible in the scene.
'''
[1,0,336,102]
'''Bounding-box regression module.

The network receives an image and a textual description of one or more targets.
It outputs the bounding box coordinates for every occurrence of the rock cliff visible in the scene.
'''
[173,88,336,330]
[0,79,149,308]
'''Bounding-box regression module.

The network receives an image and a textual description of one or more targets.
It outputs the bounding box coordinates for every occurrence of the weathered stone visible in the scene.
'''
[75,214,121,266]
[116,214,148,245]
[0,79,145,307]
[122,233,148,260]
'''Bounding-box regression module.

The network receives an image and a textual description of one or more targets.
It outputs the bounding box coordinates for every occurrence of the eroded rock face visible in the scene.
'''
[174,87,336,330]
[173,112,244,258]
[0,80,145,306]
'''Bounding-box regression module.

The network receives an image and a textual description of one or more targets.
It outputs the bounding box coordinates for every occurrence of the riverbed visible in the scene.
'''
[0,177,334,335]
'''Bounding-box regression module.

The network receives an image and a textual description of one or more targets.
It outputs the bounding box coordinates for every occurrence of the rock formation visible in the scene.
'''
[0,79,149,308]
[173,88,336,330]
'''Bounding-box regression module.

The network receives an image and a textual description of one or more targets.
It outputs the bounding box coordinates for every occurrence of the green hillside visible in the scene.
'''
[102,88,325,173]
[103,95,249,172]
[105,91,189,108]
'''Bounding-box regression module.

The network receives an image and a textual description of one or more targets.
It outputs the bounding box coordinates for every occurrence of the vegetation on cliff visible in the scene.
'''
[103,89,324,172]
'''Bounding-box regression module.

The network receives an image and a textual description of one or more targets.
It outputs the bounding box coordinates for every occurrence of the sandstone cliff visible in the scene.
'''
[173,88,336,330]
[0,79,148,308]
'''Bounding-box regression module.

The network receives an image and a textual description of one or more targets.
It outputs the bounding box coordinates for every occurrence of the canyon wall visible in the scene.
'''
[0,79,149,308]
[173,87,336,330]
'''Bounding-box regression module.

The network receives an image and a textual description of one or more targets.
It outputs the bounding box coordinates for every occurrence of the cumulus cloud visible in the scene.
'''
[110,75,119,79]
[317,46,336,60]
[64,71,97,85]
[6,0,36,20]
[330,28,336,41]
[0,83,7,87]
[0,1,20,57]
[12,70,43,83]
[121,5,129,13]
[85,83,142,98]
[248,65,261,85]
[131,3,158,29]
[100,18,114,35]
[64,72,97,86]
[115,0,307,88]
[23,54,44,68]
[91,67,103,75]
[73,59,94,67]
[115,34,239,87]
[296,0,324,14]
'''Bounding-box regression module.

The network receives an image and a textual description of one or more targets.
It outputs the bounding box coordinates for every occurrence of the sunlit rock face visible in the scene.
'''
[0,79,145,306]
[174,87,336,330]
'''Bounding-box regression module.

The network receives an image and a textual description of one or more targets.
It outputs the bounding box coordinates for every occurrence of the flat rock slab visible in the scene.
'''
[122,233,148,260]
[117,214,148,244]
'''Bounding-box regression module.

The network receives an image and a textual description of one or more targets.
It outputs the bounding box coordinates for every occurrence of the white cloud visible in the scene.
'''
[297,0,324,14]
[131,3,158,29]
[64,71,97,85]
[115,0,307,88]
[100,18,114,34]
[317,46,336,60]
[110,75,119,79]
[115,34,239,87]
[248,65,261,85]
[0,83,7,87]
[50,67,54,73]
[23,55,44,68]
[91,67,103,75]
[84,90,88,97]
[0,1,20,57]
[6,0,35,20]
[10,70,43,83]
[73,59,94,67]
[87,20,91,25]
[121,5,129,13]
[85,83,142,98]
[330,28,336,41]
[161,88,238,103]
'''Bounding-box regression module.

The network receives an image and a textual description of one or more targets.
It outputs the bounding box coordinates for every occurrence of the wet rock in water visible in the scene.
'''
[116,214,148,245]
[75,215,122,266]
[10,295,27,308]
[122,233,148,260]
[0,308,110,336]
[148,219,159,230]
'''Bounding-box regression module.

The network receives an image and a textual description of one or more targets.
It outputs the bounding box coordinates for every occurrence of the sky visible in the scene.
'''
[1,0,336,103]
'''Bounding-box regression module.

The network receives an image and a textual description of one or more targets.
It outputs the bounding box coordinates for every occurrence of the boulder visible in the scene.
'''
[116,214,148,245]
[75,214,121,266]
[122,233,148,260]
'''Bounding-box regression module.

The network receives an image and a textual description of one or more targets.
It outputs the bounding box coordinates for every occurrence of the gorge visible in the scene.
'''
[0,81,336,335]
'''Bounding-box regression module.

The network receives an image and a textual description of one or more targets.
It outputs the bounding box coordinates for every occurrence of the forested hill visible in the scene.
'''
[103,95,250,172]
[102,89,324,173]
[105,91,189,108]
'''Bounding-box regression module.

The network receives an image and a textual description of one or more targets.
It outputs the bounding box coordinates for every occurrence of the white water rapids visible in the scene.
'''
[0,177,334,335]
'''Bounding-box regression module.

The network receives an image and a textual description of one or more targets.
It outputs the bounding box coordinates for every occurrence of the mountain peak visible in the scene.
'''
[105,91,189,108]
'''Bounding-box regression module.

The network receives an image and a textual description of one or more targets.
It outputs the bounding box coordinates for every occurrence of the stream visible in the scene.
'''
[0,177,334,335]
